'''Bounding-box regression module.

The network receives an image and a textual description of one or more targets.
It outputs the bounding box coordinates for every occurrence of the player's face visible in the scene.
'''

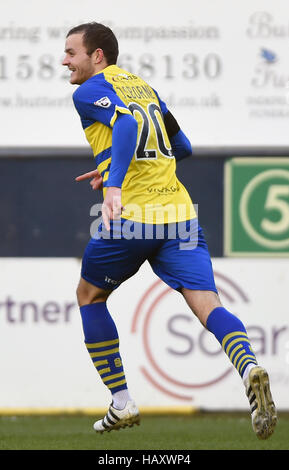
[62,33,96,85]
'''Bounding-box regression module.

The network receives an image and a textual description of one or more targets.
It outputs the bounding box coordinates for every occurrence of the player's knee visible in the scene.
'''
[76,279,111,306]
[181,288,222,326]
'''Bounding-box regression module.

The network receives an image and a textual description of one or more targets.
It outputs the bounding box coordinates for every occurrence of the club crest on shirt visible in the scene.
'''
[93,96,111,108]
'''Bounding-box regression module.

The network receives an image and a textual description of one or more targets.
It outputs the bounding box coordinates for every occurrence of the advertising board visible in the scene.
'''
[1,0,289,148]
[0,257,288,411]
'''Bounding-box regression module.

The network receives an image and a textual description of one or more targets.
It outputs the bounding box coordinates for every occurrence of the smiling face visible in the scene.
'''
[62,33,106,85]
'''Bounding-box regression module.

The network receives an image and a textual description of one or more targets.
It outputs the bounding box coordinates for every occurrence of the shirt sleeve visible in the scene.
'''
[170,130,193,161]
[73,78,131,129]
[153,88,193,160]
[106,113,138,188]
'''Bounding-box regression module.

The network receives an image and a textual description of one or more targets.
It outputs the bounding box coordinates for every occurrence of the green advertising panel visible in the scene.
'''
[224,158,289,256]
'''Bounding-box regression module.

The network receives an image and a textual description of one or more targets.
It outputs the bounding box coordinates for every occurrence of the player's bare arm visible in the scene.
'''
[75,169,103,190]
[76,171,123,229]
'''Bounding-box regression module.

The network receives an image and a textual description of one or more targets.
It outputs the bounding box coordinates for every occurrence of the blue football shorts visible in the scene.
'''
[81,218,217,293]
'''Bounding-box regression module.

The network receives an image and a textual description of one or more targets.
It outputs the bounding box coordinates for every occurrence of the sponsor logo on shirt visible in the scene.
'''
[112,73,138,82]
[147,185,179,194]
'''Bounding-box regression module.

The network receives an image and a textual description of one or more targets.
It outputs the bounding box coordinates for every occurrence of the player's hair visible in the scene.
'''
[66,22,119,65]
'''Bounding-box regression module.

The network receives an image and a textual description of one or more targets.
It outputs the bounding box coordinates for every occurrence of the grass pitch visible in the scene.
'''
[0,412,288,451]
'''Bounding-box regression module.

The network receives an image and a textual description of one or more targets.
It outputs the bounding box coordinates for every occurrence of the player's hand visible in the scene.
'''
[102,186,124,231]
[75,169,103,190]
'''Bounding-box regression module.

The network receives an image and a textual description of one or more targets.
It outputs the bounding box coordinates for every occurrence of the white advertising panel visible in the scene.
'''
[0,257,288,411]
[0,0,289,148]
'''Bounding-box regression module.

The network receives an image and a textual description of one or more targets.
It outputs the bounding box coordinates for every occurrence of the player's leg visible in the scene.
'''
[150,220,277,439]
[77,278,132,410]
[76,277,139,432]
[151,221,259,378]
[182,287,277,439]
[182,287,258,379]
[77,279,130,404]
[76,225,151,432]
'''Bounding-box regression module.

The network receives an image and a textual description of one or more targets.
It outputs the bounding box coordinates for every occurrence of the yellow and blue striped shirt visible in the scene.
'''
[73,64,196,224]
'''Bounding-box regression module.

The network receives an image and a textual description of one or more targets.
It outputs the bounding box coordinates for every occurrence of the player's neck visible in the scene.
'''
[92,60,111,76]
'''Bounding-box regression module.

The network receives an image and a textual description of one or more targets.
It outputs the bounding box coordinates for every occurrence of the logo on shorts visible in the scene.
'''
[93,96,111,108]
[105,275,118,285]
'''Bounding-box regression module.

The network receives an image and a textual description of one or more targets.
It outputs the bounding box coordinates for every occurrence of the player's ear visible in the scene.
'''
[93,48,105,65]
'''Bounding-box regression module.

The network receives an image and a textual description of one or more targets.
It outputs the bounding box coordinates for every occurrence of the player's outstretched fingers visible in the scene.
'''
[102,203,111,231]
[75,170,103,189]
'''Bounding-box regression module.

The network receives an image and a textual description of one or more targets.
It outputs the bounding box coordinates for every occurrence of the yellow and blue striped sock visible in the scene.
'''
[80,302,128,395]
[206,307,258,377]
